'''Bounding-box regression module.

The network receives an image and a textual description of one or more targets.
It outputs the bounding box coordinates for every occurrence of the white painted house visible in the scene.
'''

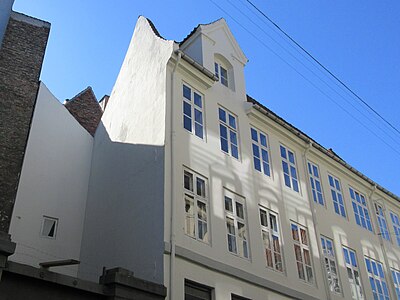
[9,15,400,300]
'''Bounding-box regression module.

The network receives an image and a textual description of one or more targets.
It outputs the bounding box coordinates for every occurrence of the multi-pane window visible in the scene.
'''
[280,145,299,192]
[184,169,209,243]
[184,279,212,300]
[328,174,346,217]
[390,211,400,247]
[219,107,239,159]
[343,247,364,300]
[225,192,249,258]
[364,257,390,300]
[259,207,283,272]
[291,223,313,283]
[250,128,271,176]
[391,268,400,300]
[215,62,228,87]
[41,216,58,238]
[321,236,341,294]
[308,162,324,205]
[349,187,373,232]
[375,203,390,241]
[183,84,204,139]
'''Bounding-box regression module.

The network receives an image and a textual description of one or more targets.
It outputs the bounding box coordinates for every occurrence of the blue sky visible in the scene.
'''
[14,0,400,196]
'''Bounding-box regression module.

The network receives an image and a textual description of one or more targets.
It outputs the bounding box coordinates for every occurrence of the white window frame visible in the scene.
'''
[328,174,347,218]
[41,216,58,239]
[391,268,400,300]
[349,187,373,232]
[183,168,210,244]
[280,145,300,192]
[224,190,249,259]
[291,222,314,284]
[259,207,283,272]
[390,211,400,247]
[250,127,271,177]
[219,107,240,160]
[320,236,341,294]
[182,83,205,140]
[215,62,228,87]
[364,256,390,300]
[307,161,324,206]
[342,246,364,300]
[374,202,390,242]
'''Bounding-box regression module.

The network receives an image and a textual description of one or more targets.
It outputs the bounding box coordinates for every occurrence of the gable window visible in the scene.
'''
[184,169,209,243]
[183,84,204,139]
[224,191,249,259]
[41,216,58,239]
[215,62,228,87]
[390,211,400,247]
[184,279,212,300]
[364,257,389,300]
[321,236,341,294]
[280,145,299,192]
[391,268,400,300]
[219,107,239,159]
[328,174,346,217]
[374,203,390,241]
[349,187,373,232]
[259,207,283,272]
[307,162,324,205]
[343,246,364,300]
[250,128,271,176]
[291,222,313,283]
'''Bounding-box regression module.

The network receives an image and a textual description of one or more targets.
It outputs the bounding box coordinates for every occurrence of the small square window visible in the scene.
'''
[41,217,58,238]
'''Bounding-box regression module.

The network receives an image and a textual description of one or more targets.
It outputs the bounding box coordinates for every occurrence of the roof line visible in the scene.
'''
[246,95,400,202]
[66,86,97,104]
[178,18,224,45]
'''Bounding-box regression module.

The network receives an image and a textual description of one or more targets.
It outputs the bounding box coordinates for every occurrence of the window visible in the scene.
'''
[219,107,239,159]
[375,203,390,241]
[364,257,389,300]
[391,268,400,300]
[328,174,346,217]
[259,207,283,272]
[308,162,324,205]
[231,294,251,300]
[343,247,364,300]
[41,216,58,238]
[225,192,249,258]
[291,223,313,283]
[185,279,212,300]
[184,169,209,243]
[280,145,299,192]
[183,84,204,139]
[390,211,400,247]
[250,128,271,176]
[349,187,373,232]
[321,236,341,294]
[215,62,228,87]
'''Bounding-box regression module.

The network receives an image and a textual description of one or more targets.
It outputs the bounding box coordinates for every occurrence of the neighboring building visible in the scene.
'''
[3,6,400,300]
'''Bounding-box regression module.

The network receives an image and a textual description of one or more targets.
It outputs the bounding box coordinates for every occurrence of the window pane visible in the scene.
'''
[185,197,195,237]
[194,92,202,108]
[260,209,268,227]
[219,108,226,122]
[236,202,244,219]
[196,178,205,197]
[183,85,191,100]
[184,171,193,191]
[250,128,258,142]
[229,114,236,129]
[225,197,233,212]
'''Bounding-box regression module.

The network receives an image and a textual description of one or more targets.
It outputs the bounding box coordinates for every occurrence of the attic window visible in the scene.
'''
[215,62,228,87]
[41,216,58,238]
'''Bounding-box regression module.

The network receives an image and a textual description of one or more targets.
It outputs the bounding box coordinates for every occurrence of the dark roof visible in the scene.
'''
[246,94,400,201]
[179,18,223,46]
[144,17,166,40]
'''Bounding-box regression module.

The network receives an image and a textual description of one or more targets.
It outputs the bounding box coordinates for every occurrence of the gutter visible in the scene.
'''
[174,50,218,82]
[250,102,400,203]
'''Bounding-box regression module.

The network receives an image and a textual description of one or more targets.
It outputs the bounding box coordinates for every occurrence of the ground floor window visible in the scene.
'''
[185,279,212,300]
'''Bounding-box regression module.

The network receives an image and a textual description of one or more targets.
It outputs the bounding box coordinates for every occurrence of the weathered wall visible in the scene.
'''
[0,12,50,233]
[9,82,93,277]
[79,16,174,284]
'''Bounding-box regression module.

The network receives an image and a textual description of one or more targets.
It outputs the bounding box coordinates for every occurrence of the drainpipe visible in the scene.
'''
[169,51,181,300]
[369,185,397,300]
[302,141,332,300]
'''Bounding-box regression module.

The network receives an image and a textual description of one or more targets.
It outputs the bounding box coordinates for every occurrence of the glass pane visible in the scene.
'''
[219,124,227,138]
[250,128,258,142]
[252,144,260,158]
[214,62,219,77]
[185,197,195,237]
[183,85,191,100]
[288,151,295,164]
[280,145,286,159]
[183,101,191,116]
[231,145,239,159]
[194,92,202,108]
[196,177,205,197]
[228,114,236,129]
[184,116,192,132]
[254,157,261,171]
[184,171,193,191]
[195,123,203,139]
[194,109,202,124]
[260,133,267,147]
[300,229,308,245]
[197,201,207,221]
[225,197,233,212]
[270,214,277,232]
[291,224,299,241]
[218,107,226,122]
[230,131,238,145]
[236,202,244,219]
[220,137,229,153]
[260,209,268,227]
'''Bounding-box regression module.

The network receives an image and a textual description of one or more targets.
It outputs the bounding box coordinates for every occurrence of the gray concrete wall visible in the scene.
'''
[79,16,174,284]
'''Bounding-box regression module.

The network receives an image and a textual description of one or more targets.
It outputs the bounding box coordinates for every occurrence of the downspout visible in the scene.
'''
[169,51,181,300]
[369,185,397,300]
[302,141,332,300]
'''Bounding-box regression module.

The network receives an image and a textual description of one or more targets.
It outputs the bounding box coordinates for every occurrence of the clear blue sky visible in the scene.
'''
[14,0,400,196]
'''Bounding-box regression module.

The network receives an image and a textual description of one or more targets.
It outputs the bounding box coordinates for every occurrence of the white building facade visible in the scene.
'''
[9,15,400,300]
